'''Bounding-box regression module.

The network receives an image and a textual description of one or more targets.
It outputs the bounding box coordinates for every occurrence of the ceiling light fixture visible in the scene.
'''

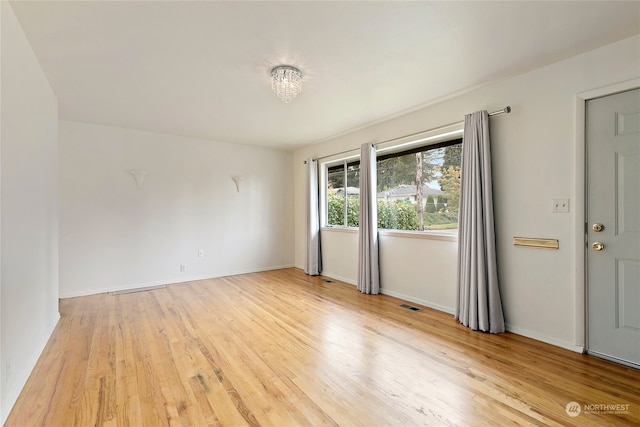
[270,65,303,103]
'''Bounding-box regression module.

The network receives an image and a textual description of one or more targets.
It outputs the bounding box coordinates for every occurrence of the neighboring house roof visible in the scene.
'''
[377,184,443,199]
[335,186,360,196]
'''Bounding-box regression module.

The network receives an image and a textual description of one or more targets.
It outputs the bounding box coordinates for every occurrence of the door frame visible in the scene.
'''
[575,78,640,354]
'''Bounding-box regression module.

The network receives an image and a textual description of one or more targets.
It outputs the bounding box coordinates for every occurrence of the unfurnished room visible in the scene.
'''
[1,1,639,426]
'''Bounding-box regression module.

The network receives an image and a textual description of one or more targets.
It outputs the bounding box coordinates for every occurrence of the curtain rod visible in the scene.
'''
[304,106,511,164]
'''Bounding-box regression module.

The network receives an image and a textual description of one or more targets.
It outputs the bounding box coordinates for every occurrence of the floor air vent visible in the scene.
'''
[399,303,421,312]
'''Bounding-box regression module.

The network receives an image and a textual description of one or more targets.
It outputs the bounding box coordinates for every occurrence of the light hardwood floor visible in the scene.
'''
[6,268,639,426]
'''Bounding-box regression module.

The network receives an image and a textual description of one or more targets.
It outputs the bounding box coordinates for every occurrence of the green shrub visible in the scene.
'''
[377,200,418,230]
[346,197,359,227]
[328,193,359,227]
[330,196,457,231]
[327,194,345,226]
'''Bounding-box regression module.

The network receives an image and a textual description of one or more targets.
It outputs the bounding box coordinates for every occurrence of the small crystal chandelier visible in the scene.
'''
[270,65,303,103]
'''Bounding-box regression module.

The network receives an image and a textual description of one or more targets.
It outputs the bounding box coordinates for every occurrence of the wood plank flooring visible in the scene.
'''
[6,268,639,426]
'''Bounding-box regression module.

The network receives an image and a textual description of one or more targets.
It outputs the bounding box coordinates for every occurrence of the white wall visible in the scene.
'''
[0,2,60,423]
[293,35,640,352]
[59,121,294,297]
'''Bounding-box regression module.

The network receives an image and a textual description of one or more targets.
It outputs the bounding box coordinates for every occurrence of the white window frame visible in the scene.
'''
[321,124,463,241]
[320,154,360,230]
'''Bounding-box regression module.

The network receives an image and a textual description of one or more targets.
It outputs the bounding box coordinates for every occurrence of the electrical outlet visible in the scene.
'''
[552,198,570,213]
[180,265,186,272]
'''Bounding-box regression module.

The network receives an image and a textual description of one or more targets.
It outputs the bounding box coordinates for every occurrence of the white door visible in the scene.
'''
[586,88,640,368]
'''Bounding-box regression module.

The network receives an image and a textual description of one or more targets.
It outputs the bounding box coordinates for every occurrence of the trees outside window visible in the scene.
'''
[327,161,360,227]
[325,138,462,232]
[376,139,461,231]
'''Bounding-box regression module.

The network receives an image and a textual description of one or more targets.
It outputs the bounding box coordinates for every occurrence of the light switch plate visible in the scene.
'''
[552,198,570,213]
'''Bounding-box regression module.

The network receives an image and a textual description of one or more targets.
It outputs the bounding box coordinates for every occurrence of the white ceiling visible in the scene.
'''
[10,1,640,150]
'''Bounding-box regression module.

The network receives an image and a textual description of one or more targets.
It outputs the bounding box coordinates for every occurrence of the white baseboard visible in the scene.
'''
[319,272,357,286]
[59,268,584,355]
[319,271,583,354]
[59,264,295,298]
[318,272,455,315]
[380,289,456,315]
[505,323,584,353]
[1,313,60,425]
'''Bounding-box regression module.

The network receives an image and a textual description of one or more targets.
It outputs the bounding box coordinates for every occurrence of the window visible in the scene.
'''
[325,137,462,232]
[327,161,360,227]
[377,138,462,231]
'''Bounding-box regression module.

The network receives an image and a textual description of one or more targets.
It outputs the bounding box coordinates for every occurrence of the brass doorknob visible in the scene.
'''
[592,242,605,251]
[592,223,604,232]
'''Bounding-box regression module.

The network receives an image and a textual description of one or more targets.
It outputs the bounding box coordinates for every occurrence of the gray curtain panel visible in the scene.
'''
[456,111,505,333]
[357,143,380,294]
[304,158,321,276]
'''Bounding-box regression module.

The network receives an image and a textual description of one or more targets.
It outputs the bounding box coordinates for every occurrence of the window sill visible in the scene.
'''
[321,226,358,234]
[379,229,457,241]
[321,227,457,242]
